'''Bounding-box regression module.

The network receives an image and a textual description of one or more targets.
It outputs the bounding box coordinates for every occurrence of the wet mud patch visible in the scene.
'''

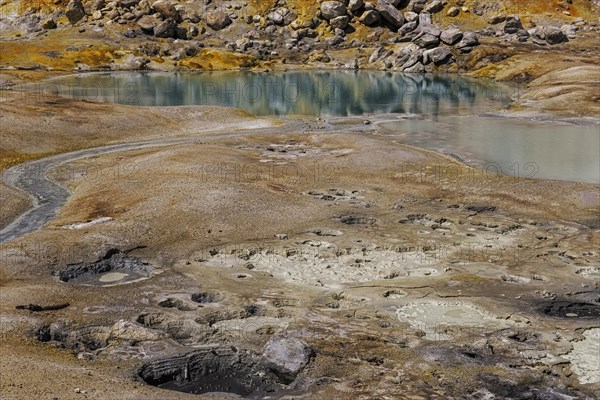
[138,347,295,397]
[191,292,224,304]
[54,248,153,285]
[395,300,513,340]
[541,300,600,319]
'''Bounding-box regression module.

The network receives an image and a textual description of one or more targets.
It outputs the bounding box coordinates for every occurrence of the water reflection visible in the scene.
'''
[381,117,600,184]
[42,71,513,116]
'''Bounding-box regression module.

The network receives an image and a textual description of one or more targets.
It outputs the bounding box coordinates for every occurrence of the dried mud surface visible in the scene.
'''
[0,91,599,399]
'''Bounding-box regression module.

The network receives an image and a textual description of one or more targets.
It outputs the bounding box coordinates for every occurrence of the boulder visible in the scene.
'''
[263,337,315,384]
[409,0,426,13]
[66,0,85,25]
[138,15,158,32]
[418,12,432,25]
[330,15,350,30]
[152,1,178,20]
[359,9,381,26]
[348,0,364,12]
[268,11,284,25]
[153,18,176,37]
[503,16,523,34]
[544,26,568,44]
[488,14,506,24]
[205,11,231,30]
[401,50,423,69]
[41,18,57,29]
[561,24,577,39]
[423,46,452,64]
[447,6,459,17]
[424,0,444,14]
[456,31,479,52]
[376,0,405,28]
[413,33,440,48]
[119,0,140,8]
[320,1,347,20]
[398,21,418,35]
[419,23,441,37]
[440,28,463,45]
[404,11,419,22]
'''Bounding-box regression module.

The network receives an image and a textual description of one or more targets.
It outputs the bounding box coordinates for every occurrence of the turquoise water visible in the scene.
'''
[42,71,599,183]
[43,71,513,116]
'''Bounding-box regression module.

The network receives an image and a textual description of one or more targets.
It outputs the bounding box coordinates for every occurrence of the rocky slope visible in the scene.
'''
[1,0,599,116]
[0,0,598,72]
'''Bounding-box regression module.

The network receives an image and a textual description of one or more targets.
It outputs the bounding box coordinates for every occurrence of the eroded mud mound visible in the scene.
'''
[54,248,152,285]
[138,347,288,397]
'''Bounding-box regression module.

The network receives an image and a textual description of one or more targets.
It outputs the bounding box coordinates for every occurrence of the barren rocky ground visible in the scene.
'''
[1,0,599,399]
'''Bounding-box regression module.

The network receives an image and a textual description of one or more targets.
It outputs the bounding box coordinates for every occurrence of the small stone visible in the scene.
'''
[41,18,57,29]
[275,234,288,240]
[446,6,459,17]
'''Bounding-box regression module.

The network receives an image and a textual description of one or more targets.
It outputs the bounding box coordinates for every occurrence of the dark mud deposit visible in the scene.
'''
[54,248,152,284]
[138,347,292,397]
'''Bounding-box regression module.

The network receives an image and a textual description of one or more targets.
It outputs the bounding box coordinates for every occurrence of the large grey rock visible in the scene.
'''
[544,26,568,44]
[422,46,452,64]
[418,12,432,25]
[119,0,140,8]
[376,0,405,28]
[561,24,577,39]
[268,11,284,25]
[403,60,425,73]
[153,18,176,37]
[138,15,158,32]
[359,9,381,26]
[152,1,178,20]
[456,31,479,52]
[66,0,85,24]
[413,33,440,48]
[320,1,347,20]
[423,0,444,14]
[205,10,231,30]
[419,23,441,37]
[440,28,463,45]
[330,15,350,29]
[503,15,523,34]
[404,11,419,22]
[408,0,426,13]
[398,21,418,35]
[348,0,364,12]
[263,336,315,383]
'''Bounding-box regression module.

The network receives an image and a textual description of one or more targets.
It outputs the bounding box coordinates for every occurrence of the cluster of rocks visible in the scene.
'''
[482,14,581,45]
[6,0,594,69]
[316,0,482,71]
